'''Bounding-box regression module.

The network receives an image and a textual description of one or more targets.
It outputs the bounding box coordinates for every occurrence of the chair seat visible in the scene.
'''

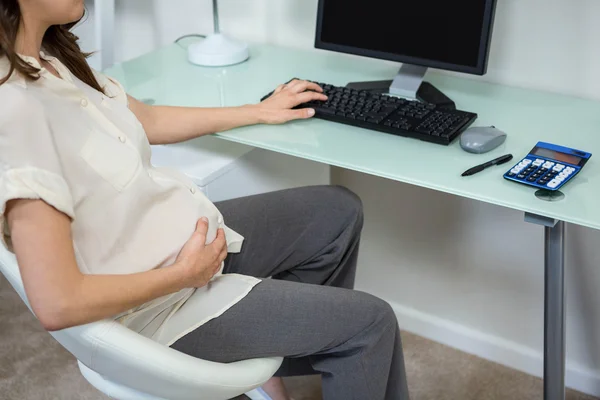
[0,245,282,400]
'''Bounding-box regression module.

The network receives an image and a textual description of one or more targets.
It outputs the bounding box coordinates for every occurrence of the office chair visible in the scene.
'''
[0,244,282,400]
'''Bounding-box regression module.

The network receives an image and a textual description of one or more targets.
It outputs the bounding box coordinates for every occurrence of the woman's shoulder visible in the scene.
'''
[0,81,45,124]
[90,68,128,105]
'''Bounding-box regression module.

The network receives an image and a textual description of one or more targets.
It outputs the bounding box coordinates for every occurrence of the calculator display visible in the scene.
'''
[531,147,583,166]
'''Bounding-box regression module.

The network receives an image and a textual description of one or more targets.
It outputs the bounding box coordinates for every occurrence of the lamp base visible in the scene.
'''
[188,33,249,67]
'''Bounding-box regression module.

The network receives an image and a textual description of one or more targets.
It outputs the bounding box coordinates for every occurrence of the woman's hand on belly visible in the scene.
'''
[175,217,228,288]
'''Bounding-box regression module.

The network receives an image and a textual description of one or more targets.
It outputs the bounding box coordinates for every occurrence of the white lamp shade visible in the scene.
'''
[188,33,250,67]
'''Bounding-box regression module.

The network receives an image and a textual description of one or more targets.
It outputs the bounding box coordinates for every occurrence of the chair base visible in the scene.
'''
[245,388,273,400]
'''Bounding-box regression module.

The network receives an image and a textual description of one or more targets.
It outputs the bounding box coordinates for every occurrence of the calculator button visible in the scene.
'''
[565,167,575,173]
[527,176,537,182]
[532,159,544,166]
[542,162,555,168]
[558,172,569,179]
[538,168,548,174]
[547,180,560,189]
[517,174,527,179]
[507,172,516,177]
[522,159,532,165]
[553,164,565,172]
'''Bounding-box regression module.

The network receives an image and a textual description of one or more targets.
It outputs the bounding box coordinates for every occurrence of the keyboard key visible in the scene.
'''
[318,108,336,115]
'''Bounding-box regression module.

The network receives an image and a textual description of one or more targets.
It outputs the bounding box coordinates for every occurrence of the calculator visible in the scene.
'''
[503,142,592,191]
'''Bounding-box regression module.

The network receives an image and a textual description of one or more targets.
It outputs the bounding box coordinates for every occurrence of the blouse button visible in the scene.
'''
[80,98,88,107]
[218,215,224,224]
[119,136,126,143]
[190,187,196,194]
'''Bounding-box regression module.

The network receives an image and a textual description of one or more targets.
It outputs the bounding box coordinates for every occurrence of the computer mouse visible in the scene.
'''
[460,126,507,154]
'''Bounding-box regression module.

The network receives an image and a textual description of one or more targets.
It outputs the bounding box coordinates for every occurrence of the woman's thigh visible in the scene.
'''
[216,185,363,280]
[170,278,393,363]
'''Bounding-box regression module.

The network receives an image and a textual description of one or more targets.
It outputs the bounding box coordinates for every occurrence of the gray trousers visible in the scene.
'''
[171,186,410,400]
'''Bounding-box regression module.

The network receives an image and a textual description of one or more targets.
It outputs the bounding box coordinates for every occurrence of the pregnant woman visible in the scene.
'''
[0,1,410,399]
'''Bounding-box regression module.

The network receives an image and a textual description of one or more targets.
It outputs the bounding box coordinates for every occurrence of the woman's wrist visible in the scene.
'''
[240,104,268,125]
[167,260,194,290]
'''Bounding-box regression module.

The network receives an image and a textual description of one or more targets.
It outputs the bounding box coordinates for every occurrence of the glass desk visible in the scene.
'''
[106,43,600,400]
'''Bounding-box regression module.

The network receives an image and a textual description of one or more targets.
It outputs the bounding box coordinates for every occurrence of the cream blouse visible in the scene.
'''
[0,52,261,346]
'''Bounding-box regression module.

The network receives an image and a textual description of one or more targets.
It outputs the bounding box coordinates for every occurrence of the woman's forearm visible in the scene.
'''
[148,105,262,145]
[129,94,263,145]
[55,264,188,331]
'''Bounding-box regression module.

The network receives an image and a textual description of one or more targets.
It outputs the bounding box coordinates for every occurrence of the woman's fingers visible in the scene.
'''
[273,84,286,95]
[194,217,209,248]
[287,80,323,94]
[295,91,328,105]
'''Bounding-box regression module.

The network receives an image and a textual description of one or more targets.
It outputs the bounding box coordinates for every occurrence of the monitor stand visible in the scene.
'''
[346,64,456,110]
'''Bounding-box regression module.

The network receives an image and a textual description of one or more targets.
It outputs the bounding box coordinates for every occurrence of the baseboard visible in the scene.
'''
[389,301,600,397]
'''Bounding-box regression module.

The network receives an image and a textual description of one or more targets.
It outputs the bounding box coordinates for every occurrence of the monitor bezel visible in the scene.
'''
[314,0,498,76]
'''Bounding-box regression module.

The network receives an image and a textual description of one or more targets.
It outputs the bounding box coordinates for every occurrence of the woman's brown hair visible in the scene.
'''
[0,0,105,93]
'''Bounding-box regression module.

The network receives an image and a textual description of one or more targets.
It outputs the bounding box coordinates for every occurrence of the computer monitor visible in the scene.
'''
[315,0,498,103]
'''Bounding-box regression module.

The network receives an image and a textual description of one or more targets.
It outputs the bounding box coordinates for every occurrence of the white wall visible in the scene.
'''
[77,0,600,396]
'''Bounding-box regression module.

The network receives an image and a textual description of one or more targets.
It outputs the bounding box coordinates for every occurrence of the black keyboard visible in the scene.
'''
[261,79,478,145]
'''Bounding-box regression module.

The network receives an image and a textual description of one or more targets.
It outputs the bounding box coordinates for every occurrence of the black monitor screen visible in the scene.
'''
[317,0,496,74]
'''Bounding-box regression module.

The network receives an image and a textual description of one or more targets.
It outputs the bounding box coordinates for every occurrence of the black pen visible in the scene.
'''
[461,154,513,177]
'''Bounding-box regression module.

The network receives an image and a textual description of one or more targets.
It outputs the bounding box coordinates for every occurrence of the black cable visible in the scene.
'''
[175,34,207,49]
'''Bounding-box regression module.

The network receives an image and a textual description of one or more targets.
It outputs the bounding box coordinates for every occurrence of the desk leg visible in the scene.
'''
[544,220,566,400]
[526,213,566,400]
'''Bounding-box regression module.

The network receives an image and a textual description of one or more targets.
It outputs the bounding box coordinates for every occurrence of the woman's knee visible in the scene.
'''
[320,185,364,227]
[354,291,398,329]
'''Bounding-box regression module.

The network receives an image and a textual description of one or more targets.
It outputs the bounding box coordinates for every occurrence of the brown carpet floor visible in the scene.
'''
[1,274,597,400]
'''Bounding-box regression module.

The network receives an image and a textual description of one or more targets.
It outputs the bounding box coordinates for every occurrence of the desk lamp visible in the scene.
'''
[188,0,250,66]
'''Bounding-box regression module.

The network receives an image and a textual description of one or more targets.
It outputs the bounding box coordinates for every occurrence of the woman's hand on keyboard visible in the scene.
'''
[256,79,328,124]
[176,218,228,288]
